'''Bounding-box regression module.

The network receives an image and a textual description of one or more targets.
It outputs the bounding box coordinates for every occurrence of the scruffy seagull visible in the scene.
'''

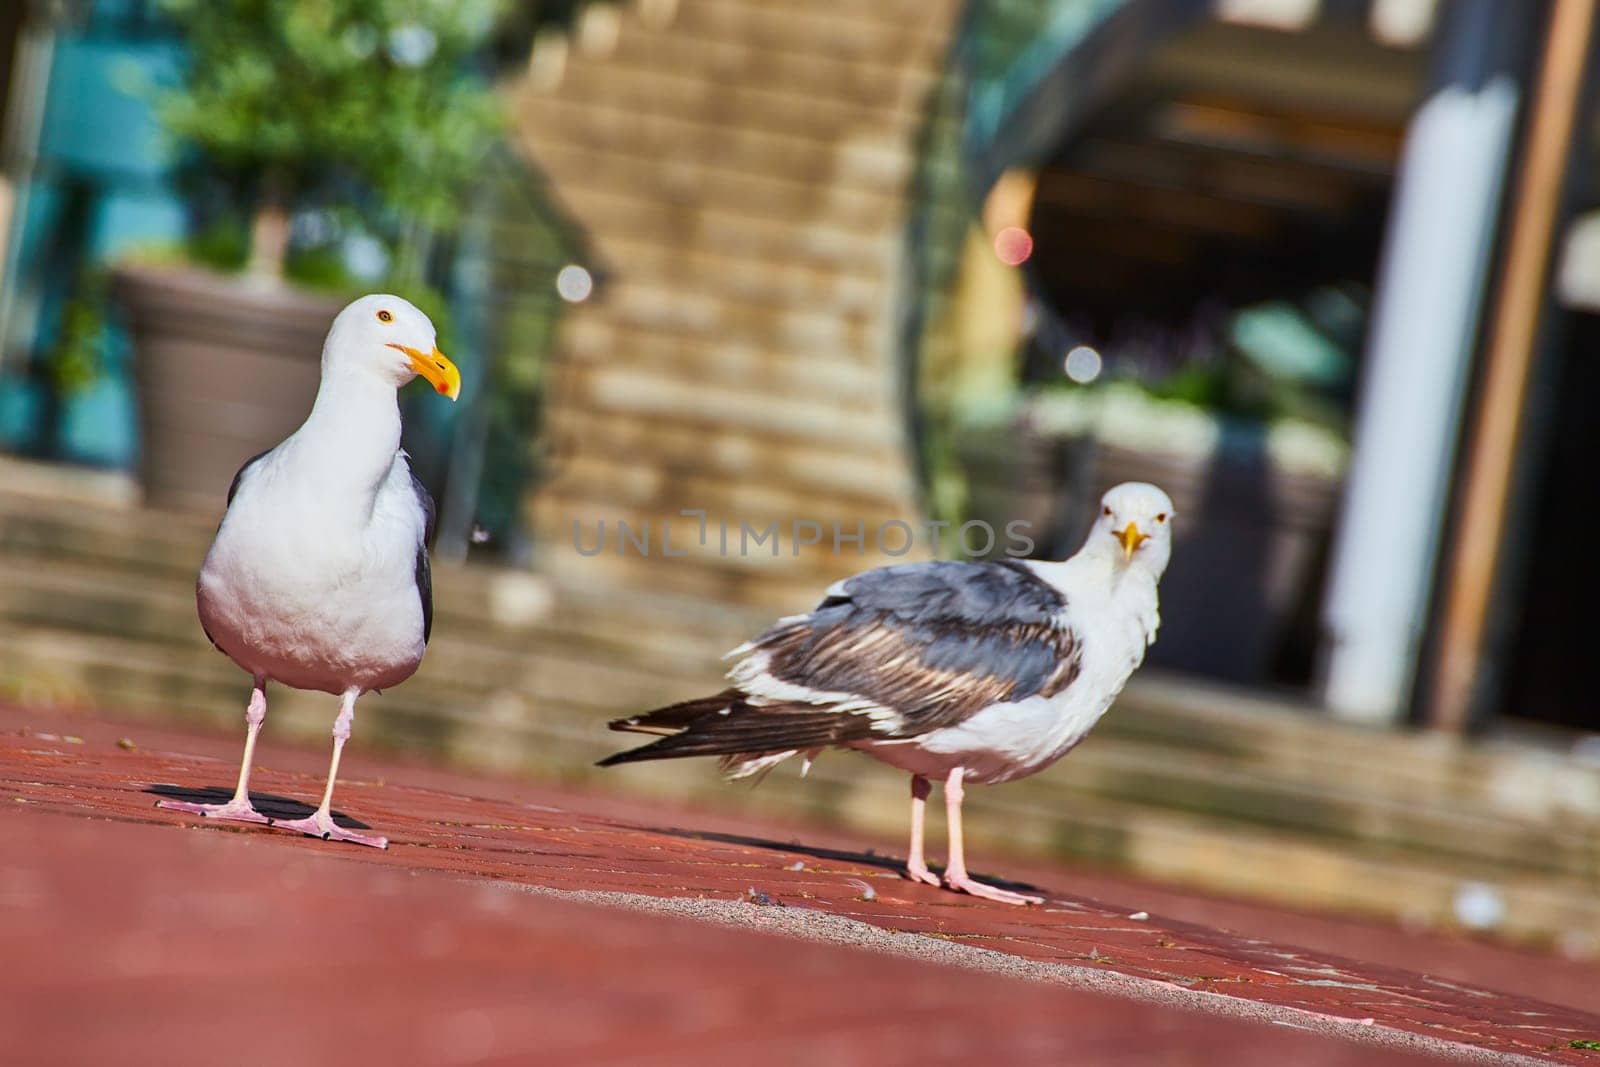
[157,294,460,848]
[602,482,1174,904]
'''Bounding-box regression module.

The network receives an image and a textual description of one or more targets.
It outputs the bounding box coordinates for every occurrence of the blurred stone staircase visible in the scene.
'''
[2,464,1597,952]
[505,0,961,611]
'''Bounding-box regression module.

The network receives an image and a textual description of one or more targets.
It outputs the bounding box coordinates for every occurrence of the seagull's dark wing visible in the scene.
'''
[225,448,273,507]
[769,560,1080,733]
[407,462,437,645]
[601,560,1081,765]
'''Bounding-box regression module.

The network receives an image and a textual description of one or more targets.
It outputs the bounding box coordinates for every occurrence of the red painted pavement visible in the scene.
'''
[2,703,1597,1065]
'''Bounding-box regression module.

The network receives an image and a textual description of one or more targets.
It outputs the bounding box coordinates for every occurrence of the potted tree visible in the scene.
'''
[114,0,503,510]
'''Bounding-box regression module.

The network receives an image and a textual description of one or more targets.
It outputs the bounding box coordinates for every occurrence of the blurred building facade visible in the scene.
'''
[506,0,1597,741]
[513,0,953,610]
[0,0,180,469]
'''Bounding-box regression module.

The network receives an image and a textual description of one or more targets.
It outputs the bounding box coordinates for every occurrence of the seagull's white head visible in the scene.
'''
[1088,481,1175,578]
[321,294,461,400]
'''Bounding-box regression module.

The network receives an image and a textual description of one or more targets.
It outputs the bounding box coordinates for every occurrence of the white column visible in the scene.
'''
[1320,2,1522,723]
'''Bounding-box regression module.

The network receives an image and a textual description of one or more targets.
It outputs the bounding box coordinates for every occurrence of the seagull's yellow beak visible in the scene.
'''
[1116,522,1148,561]
[389,343,461,401]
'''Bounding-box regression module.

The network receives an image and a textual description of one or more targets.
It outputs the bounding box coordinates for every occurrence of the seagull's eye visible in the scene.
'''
[1155,513,1167,524]
[1102,506,1112,517]
[377,309,393,323]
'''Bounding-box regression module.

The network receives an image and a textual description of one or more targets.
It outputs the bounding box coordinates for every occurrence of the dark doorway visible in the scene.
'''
[1010,17,1414,687]
[1494,306,1600,731]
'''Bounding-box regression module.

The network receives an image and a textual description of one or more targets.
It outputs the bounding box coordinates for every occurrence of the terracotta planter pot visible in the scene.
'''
[113,265,343,513]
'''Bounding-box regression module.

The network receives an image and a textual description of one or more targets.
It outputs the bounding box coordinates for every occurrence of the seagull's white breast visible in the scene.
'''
[197,450,427,694]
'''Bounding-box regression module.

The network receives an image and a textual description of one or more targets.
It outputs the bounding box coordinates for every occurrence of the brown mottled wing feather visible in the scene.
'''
[600,561,1082,765]
[760,613,1080,735]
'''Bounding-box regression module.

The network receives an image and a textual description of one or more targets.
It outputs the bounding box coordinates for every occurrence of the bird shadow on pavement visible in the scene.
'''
[142,784,375,829]
[653,827,1044,894]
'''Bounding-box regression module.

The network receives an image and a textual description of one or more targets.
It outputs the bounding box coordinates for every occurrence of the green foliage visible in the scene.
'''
[1136,361,1278,423]
[156,0,506,232]
[1046,355,1347,438]
[281,242,351,292]
[185,218,250,273]
[43,272,111,394]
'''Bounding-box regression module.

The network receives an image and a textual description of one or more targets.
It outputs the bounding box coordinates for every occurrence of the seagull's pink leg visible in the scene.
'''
[904,775,941,886]
[270,688,387,849]
[941,766,1042,905]
[157,678,271,825]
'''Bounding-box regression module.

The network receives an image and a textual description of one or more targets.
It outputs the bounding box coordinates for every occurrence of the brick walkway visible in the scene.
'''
[2,704,1597,1065]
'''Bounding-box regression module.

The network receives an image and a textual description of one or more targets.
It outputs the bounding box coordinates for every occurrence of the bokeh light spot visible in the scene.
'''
[1453,882,1506,931]
[387,24,438,67]
[993,226,1033,266]
[556,264,593,303]
[1064,345,1102,384]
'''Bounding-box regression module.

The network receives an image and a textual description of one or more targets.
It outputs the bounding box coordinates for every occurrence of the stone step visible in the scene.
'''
[678,0,955,34]
[548,453,916,524]
[0,556,199,647]
[0,554,742,685]
[608,273,882,338]
[0,624,533,768]
[565,231,894,319]
[0,495,211,579]
[671,0,951,66]
[543,51,927,144]
[563,273,886,355]
[1064,736,1600,881]
[527,95,915,197]
[545,406,914,506]
[555,348,903,439]
[564,314,889,374]
[1111,676,1600,821]
[544,171,899,274]
[528,499,897,607]
[0,569,757,704]
[516,138,901,234]
[555,357,904,446]
[529,72,913,164]
[604,17,940,113]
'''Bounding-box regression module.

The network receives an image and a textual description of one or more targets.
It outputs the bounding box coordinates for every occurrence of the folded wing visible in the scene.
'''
[601,560,1082,766]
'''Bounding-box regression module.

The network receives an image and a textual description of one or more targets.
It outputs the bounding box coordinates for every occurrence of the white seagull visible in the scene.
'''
[157,294,461,848]
[602,482,1174,903]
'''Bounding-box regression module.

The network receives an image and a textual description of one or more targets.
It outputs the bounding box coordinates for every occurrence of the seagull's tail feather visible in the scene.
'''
[597,689,867,772]
[603,690,742,739]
